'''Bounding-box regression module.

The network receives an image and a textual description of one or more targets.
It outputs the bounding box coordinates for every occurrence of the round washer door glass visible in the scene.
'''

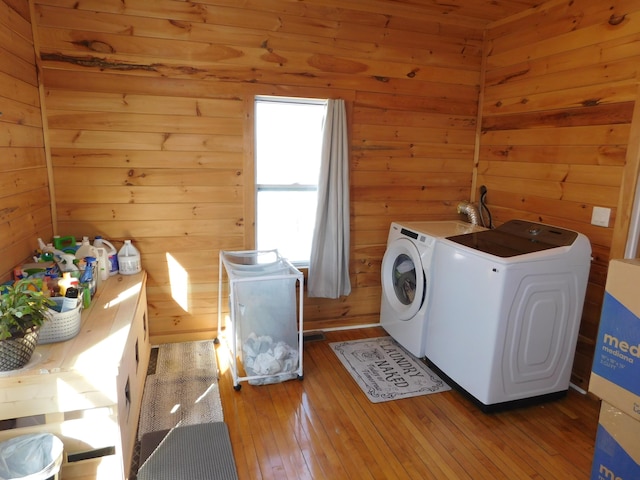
[393,253,417,305]
[381,237,425,321]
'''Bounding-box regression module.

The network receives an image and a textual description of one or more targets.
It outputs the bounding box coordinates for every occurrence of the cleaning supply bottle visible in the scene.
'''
[57,254,78,272]
[53,235,77,254]
[80,256,97,298]
[37,238,65,262]
[94,247,109,284]
[94,236,119,276]
[75,236,98,260]
[47,273,60,297]
[58,272,79,297]
[61,286,79,312]
[37,238,53,261]
[118,240,142,275]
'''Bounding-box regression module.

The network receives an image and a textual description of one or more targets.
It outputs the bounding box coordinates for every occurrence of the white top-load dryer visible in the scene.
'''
[424,219,591,411]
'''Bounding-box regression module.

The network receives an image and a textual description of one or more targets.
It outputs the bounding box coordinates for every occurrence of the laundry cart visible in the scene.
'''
[218,249,304,390]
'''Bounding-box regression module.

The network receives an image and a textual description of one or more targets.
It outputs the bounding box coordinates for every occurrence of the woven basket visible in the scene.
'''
[0,327,40,371]
[39,298,82,344]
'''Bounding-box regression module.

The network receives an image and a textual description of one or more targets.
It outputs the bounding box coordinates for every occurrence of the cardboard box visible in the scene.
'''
[590,259,640,421]
[591,401,640,480]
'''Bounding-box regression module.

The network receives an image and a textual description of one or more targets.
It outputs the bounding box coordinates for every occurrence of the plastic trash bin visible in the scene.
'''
[0,433,63,480]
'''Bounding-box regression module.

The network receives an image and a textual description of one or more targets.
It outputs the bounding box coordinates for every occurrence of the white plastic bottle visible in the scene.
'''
[95,247,109,283]
[94,236,119,276]
[75,236,98,260]
[118,240,142,275]
[37,238,65,260]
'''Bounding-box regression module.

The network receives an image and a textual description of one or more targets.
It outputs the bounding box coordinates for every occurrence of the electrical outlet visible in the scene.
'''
[591,206,611,227]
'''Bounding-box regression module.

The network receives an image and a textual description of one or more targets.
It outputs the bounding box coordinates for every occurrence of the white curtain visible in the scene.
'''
[308,99,351,298]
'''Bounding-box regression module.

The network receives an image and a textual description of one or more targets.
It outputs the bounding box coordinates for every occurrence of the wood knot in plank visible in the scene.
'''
[41,53,158,72]
[582,99,601,107]
[169,20,192,31]
[609,14,626,26]
[261,51,288,66]
[307,54,367,74]
[497,69,529,85]
[73,40,115,53]
[176,66,207,74]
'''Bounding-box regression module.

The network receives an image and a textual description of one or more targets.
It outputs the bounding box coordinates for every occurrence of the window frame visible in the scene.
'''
[252,95,327,267]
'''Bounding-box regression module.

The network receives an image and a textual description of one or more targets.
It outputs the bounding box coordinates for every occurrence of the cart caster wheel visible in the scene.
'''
[297,375,304,381]
[234,384,242,391]
[214,337,220,344]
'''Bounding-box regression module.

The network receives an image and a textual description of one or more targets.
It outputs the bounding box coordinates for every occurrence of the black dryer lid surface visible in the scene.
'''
[445,219,578,258]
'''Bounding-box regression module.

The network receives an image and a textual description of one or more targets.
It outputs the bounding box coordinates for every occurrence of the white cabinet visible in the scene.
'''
[0,272,150,479]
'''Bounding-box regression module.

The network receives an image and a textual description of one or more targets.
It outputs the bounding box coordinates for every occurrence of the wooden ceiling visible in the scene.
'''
[335,0,545,26]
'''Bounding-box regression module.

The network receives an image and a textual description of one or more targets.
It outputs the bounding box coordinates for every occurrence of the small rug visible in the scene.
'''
[330,336,450,403]
[138,341,224,439]
[155,340,219,376]
[137,423,238,480]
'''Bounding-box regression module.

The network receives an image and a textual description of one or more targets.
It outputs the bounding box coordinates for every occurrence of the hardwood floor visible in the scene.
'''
[217,327,600,479]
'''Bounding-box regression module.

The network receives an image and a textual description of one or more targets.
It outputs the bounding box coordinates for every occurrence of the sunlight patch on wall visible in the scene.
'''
[167,253,189,312]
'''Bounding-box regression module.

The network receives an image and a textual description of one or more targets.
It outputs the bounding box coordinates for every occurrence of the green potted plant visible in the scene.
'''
[0,278,56,371]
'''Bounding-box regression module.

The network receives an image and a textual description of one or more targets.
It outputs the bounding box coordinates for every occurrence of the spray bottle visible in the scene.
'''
[37,238,66,262]
[94,247,109,284]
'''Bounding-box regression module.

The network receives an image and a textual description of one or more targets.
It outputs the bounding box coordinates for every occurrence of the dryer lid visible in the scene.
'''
[445,219,579,258]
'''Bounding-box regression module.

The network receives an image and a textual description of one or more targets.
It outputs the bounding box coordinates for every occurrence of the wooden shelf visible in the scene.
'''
[0,272,150,480]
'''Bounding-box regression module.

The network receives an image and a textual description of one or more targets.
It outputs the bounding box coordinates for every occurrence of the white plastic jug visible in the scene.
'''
[118,240,141,275]
[75,236,98,260]
[94,236,119,276]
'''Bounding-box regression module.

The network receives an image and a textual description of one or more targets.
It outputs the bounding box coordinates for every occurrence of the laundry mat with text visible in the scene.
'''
[330,336,450,403]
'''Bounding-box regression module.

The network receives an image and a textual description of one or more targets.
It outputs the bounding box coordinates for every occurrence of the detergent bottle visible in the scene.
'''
[75,236,98,260]
[94,236,119,276]
[118,240,142,275]
[53,235,77,254]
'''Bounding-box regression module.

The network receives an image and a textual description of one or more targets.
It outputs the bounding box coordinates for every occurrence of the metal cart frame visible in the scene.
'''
[218,249,304,390]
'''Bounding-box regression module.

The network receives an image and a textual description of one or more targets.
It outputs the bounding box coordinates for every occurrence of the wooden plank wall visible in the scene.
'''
[0,0,53,283]
[1,0,635,388]
[480,0,640,390]
[29,0,484,341]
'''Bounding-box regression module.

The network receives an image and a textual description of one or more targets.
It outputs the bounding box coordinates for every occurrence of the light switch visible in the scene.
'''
[591,206,611,227]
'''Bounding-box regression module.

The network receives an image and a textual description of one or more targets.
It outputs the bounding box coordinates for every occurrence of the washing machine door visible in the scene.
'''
[381,237,426,320]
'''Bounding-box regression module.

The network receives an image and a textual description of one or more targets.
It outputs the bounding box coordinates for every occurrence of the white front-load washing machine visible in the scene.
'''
[424,219,592,411]
[380,221,484,357]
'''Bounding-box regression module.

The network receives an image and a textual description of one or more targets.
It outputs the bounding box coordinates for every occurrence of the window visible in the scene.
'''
[254,96,327,265]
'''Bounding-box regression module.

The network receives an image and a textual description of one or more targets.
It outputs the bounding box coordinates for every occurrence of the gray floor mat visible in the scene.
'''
[137,422,238,480]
